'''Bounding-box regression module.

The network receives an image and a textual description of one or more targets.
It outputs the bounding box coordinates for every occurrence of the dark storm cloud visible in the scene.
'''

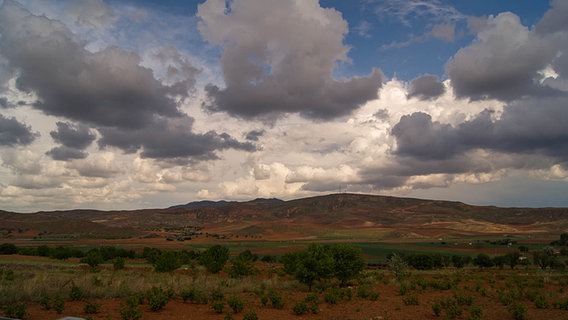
[198,0,383,120]
[46,122,95,160]
[98,116,258,160]
[0,97,6,108]
[0,1,255,161]
[392,112,460,160]
[0,114,38,146]
[245,130,265,141]
[46,146,88,161]
[0,1,182,128]
[392,97,568,163]
[446,12,559,101]
[407,74,445,100]
[50,122,96,149]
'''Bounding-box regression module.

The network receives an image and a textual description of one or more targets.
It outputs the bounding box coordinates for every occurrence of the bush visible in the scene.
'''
[84,301,100,314]
[200,245,229,274]
[431,301,442,316]
[69,284,84,301]
[470,306,483,320]
[211,300,225,314]
[181,287,208,304]
[357,286,379,301]
[39,295,51,310]
[268,290,284,309]
[3,302,28,319]
[403,295,419,305]
[53,295,65,314]
[146,287,170,311]
[227,295,244,314]
[120,296,143,320]
[243,310,259,320]
[153,251,181,272]
[508,303,527,320]
[113,257,126,270]
[293,301,309,315]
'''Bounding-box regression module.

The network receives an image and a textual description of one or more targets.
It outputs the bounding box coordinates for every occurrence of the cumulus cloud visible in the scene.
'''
[0,1,255,161]
[197,0,383,120]
[50,121,96,149]
[407,75,446,100]
[446,12,560,101]
[0,114,39,146]
[46,146,88,161]
[98,116,257,160]
[392,97,568,165]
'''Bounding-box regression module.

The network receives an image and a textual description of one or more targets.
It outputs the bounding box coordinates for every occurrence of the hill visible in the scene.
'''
[1,194,568,240]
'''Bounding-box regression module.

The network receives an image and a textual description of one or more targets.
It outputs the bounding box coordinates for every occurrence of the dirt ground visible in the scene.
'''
[22,270,568,320]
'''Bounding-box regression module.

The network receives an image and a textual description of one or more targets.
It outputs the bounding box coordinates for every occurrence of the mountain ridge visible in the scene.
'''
[2,193,567,240]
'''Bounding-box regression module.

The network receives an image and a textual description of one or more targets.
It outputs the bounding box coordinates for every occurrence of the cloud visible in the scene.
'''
[0,2,182,128]
[197,0,382,120]
[446,12,560,101]
[50,121,96,149]
[46,146,88,161]
[372,0,464,27]
[98,116,257,160]
[0,1,255,161]
[0,114,39,146]
[245,130,265,141]
[407,74,446,100]
[392,97,568,164]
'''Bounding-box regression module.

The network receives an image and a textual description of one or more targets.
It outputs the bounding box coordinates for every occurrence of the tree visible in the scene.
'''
[200,245,229,274]
[406,254,434,270]
[505,252,521,269]
[330,244,365,286]
[281,244,334,290]
[451,255,471,269]
[294,244,334,290]
[228,250,257,278]
[81,250,104,271]
[473,253,493,269]
[533,250,555,270]
[154,251,181,272]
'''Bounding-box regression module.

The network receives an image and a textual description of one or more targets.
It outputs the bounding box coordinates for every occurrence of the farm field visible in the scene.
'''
[1,236,568,320]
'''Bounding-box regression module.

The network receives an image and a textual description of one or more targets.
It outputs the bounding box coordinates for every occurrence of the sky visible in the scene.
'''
[1,0,568,212]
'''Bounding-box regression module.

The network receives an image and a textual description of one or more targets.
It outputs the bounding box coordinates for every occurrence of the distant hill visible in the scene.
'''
[167,198,284,210]
[2,194,568,240]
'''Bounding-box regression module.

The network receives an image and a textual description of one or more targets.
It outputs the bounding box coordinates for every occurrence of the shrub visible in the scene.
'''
[211,300,225,314]
[3,302,28,319]
[470,306,483,320]
[210,287,225,302]
[293,301,309,315]
[120,296,143,320]
[534,293,548,309]
[39,295,51,310]
[153,251,181,272]
[431,301,442,316]
[508,303,527,320]
[358,286,378,301]
[113,257,125,270]
[324,287,341,305]
[227,295,244,314]
[53,295,65,314]
[84,301,100,314]
[454,293,474,306]
[200,245,229,274]
[69,284,84,301]
[181,287,208,304]
[243,310,259,320]
[146,287,170,311]
[268,289,284,309]
[403,295,419,305]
